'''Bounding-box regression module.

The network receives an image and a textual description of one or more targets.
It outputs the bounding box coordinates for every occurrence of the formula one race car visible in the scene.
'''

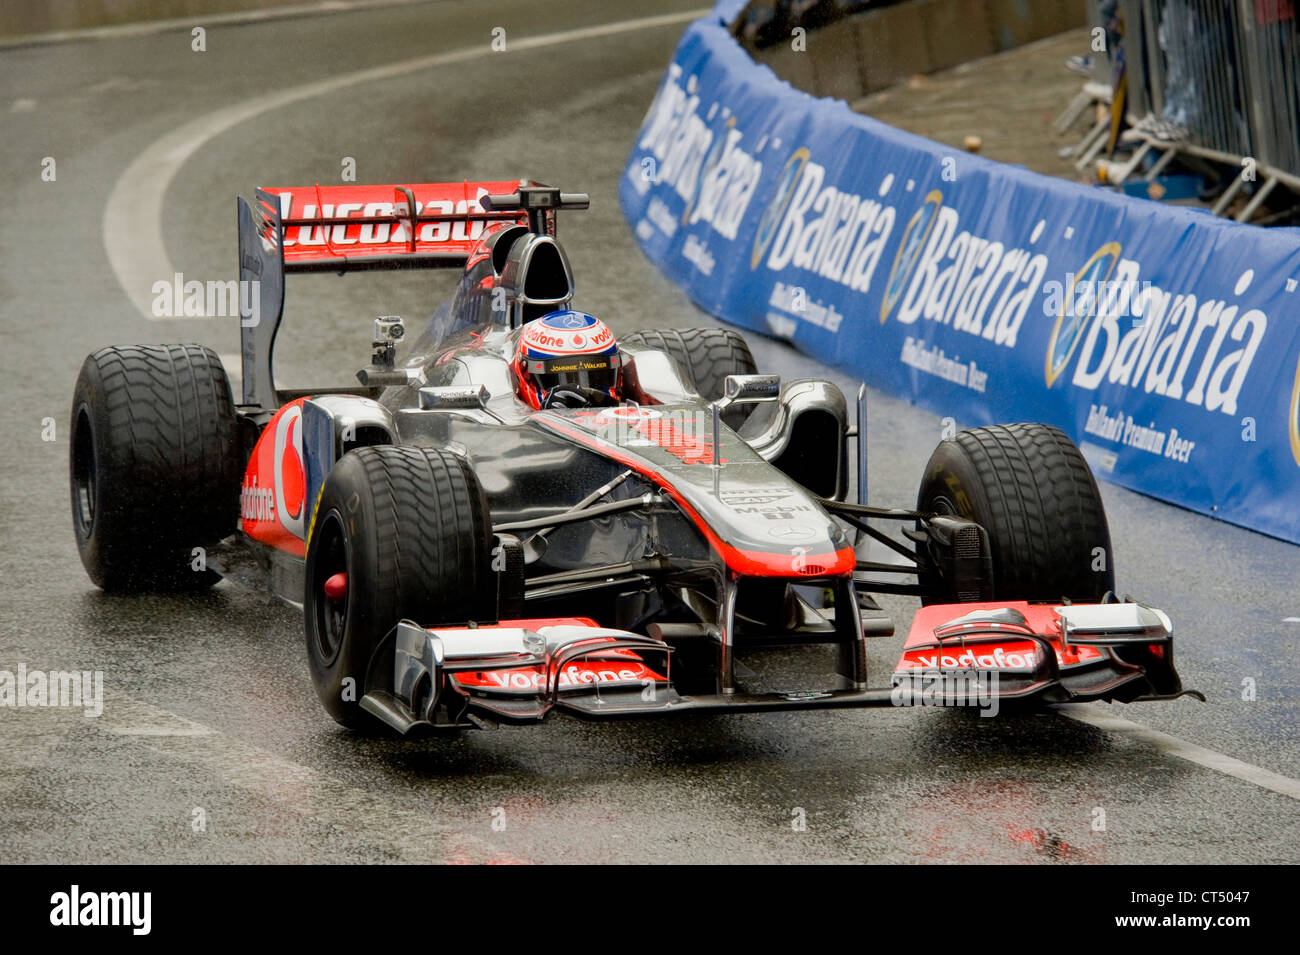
[69,181,1199,732]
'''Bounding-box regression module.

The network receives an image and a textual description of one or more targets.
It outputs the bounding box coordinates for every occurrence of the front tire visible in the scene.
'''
[303,446,497,728]
[623,327,757,426]
[916,423,1114,603]
[70,344,239,591]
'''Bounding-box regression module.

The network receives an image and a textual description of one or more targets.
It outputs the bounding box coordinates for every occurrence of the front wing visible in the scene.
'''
[358,601,1199,735]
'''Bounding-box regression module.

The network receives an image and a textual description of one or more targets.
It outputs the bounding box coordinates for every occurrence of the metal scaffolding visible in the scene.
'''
[1067,0,1300,223]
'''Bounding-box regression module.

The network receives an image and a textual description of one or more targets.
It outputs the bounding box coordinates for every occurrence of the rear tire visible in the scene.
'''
[916,423,1114,603]
[70,344,239,591]
[623,327,757,426]
[303,446,497,728]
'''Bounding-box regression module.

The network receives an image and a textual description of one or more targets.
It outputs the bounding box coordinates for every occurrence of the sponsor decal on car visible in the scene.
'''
[240,475,276,523]
[522,316,613,355]
[274,189,492,247]
[574,407,725,465]
[273,403,306,538]
[896,639,1042,672]
[895,637,1106,672]
[454,660,666,694]
[718,487,796,507]
[241,398,308,555]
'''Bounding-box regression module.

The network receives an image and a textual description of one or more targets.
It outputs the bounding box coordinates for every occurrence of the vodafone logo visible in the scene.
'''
[458,662,663,693]
[280,417,304,520]
[523,318,613,355]
[273,404,306,539]
[526,329,565,348]
[913,649,1036,670]
[522,314,613,358]
[899,641,1040,671]
[240,476,275,523]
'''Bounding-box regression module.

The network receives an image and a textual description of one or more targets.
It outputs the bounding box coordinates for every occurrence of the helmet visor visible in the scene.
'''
[528,354,619,397]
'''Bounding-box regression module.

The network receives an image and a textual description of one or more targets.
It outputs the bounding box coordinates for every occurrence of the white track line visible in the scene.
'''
[1,0,443,50]
[1057,704,1300,802]
[99,694,512,862]
[103,8,709,321]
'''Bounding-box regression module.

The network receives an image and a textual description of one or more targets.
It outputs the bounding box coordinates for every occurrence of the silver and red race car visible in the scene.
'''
[69,180,1199,733]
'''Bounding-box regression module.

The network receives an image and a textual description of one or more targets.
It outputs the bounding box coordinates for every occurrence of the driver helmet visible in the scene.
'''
[513,310,621,409]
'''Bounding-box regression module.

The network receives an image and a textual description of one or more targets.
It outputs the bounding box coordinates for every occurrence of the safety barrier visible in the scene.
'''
[622,1,1300,544]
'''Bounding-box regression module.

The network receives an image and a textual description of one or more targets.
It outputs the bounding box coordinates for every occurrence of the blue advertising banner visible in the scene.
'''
[621,4,1300,545]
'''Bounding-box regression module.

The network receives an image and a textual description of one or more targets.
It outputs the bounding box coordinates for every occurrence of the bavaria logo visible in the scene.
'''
[1290,351,1300,468]
[880,190,942,322]
[1045,242,1121,387]
[751,148,809,269]
[683,115,733,225]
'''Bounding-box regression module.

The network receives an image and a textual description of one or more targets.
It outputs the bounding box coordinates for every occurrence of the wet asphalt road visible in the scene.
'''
[0,0,1297,864]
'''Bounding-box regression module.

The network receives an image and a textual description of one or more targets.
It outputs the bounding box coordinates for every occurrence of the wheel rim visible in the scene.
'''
[72,407,96,537]
[310,510,350,665]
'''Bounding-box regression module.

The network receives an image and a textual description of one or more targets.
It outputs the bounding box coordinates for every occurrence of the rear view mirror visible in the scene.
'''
[418,385,489,410]
[710,375,780,468]
[719,374,780,406]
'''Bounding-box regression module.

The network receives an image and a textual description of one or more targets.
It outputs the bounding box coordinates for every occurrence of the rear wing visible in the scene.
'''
[236,181,527,409]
